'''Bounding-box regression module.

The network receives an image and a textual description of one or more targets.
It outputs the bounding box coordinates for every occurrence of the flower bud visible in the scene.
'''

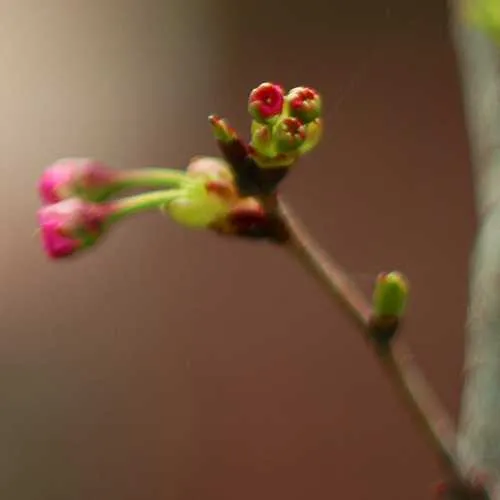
[250,122,276,158]
[186,156,234,183]
[286,86,322,124]
[298,118,323,155]
[165,178,235,228]
[248,82,285,124]
[273,117,306,153]
[372,271,409,319]
[38,158,118,204]
[37,198,113,258]
[208,115,238,144]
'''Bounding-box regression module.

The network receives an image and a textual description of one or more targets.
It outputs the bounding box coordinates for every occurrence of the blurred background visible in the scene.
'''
[0,0,475,499]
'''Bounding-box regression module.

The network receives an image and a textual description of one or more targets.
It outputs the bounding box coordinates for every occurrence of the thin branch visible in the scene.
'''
[279,199,371,328]
[276,196,472,494]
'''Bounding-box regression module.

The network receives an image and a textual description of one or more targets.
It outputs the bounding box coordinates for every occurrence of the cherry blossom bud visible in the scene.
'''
[38,158,118,204]
[37,198,113,258]
[248,82,285,124]
[273,117,306,153]
[286,86,322,124]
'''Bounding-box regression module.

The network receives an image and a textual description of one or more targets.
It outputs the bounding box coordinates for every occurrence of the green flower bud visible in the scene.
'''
[298,118,323,155]
[250,121,277,157]
[273,117,306,153]
[286,86,322,124]
[372,271,409,318]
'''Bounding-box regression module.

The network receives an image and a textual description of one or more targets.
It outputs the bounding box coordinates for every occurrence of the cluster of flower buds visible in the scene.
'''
[36,157,275,259]
[37,82,323,259]
[209,82,323,196]
[164,157,271,237]
[248,82,323,163]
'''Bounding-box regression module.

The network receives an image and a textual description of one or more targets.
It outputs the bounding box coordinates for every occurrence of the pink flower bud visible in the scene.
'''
[248,82,285,124]
[38,158,118,204]
[37,198,113,258]
[286,86,322,124]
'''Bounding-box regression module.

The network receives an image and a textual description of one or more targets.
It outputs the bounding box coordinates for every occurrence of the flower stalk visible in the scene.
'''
[109,189,183,221]
[38,158,193,204]
[116,168,190,190]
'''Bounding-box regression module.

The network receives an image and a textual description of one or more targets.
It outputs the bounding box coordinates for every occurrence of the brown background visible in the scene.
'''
[0,0,475,499]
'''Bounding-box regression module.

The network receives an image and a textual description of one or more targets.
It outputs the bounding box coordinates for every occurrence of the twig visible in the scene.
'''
[275,196,478,496]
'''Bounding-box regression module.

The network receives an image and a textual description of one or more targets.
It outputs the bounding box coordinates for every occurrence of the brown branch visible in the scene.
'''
[275,196,484,498]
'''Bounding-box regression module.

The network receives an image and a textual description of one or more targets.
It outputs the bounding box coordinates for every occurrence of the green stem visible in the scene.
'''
[109,189,184,222]
[116,168,191,190]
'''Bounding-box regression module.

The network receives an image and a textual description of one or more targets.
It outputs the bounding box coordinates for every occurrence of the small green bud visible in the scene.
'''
[297,118,323,155]
[286,86,322,124]
[273,117,306,153]
[250,121,277,157]
[372,271,409,318]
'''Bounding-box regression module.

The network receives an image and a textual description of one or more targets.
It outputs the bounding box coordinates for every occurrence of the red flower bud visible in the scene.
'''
[248,82,285,124]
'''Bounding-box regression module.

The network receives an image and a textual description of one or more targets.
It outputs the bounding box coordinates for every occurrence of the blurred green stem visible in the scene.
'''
[117,168,189,190]
[110,189,182,221]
